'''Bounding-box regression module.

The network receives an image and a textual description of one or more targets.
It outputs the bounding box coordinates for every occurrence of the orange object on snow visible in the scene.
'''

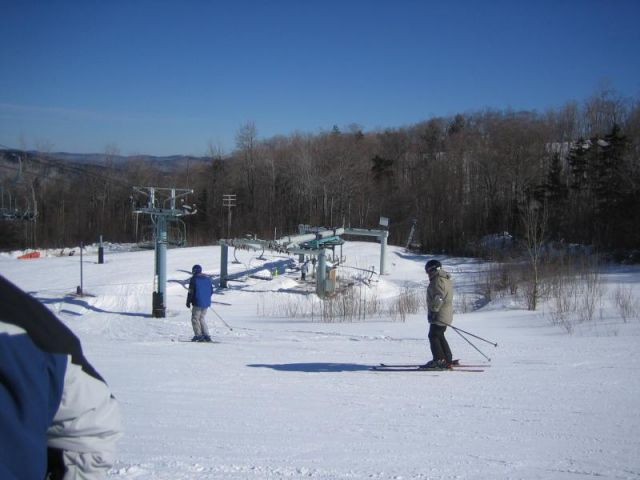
[18,251,41,260]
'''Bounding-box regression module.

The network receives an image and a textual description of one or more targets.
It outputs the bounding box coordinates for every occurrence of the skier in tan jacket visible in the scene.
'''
[422,259,454,369]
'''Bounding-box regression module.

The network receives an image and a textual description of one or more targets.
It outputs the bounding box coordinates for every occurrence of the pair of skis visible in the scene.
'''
[372,359,488,373]
[172,337,220,344]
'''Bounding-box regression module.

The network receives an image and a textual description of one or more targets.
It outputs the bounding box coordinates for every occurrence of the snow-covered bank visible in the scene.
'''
[1,242,639,479]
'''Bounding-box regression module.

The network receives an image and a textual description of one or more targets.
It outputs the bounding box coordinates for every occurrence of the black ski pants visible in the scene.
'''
[428,323,452,363]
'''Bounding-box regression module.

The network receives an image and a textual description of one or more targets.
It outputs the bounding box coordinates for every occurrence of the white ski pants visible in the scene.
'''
[190,307,210,336]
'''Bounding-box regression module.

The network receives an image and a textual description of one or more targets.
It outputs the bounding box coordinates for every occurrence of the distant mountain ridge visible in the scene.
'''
[43,151,210,166]
[0,148,213,174]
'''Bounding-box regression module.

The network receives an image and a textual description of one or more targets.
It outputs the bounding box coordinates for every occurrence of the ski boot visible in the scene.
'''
[419,359,451,370]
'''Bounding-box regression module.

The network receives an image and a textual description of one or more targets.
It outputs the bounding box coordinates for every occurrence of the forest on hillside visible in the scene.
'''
[1,88,639,258]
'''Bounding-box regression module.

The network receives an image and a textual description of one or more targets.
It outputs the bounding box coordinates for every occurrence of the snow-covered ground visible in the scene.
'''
[1,241,639,479]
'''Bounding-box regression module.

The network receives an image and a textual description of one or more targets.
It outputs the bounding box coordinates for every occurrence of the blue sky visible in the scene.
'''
[1,0,639,156]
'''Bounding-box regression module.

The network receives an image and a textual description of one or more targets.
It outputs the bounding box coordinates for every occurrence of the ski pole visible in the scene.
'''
[209,306,233,331]
[435,322,498,347]
[451,326,492,362]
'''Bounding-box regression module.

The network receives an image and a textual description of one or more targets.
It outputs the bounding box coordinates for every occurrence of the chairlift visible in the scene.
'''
[136,216,188,248]
[168,217,187,247]
[0,152,38,223]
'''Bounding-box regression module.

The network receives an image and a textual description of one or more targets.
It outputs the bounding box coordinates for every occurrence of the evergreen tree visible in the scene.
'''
[593,124,630,248]
[537,152,568,240]
[568,138,590,190]
[370,155,394,182]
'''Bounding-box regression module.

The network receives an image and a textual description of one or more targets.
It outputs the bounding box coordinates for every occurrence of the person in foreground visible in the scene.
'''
[422,259,455,369]
[186,264,214,342]
[0,275,122,480]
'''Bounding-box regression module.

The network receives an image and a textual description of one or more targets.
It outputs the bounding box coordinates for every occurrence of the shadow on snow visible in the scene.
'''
[34,294,151,318]
[247,362,371,373]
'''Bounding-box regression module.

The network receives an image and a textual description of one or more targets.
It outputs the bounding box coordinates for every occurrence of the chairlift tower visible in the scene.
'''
[133,187,196,317]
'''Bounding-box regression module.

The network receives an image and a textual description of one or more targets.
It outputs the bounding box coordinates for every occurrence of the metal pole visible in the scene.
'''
[158,216,167,316]
[222,194,235,238]
[153,216,167,317]
[317,249,326,297]
[98,235,104,264]
[209,306,233,331]
[220,242,228,289]
[77,241,84,295]
[380,230,388,275]
[435,321,498,347]
[451,326,492,362]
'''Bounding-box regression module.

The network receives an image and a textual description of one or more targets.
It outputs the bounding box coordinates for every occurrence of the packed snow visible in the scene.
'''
[1,241,639,479]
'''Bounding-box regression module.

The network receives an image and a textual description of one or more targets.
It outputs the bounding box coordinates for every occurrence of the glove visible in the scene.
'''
[186,302,191,308]
[428,311,435,323]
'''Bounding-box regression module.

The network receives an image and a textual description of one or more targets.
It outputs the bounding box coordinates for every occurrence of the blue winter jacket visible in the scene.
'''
[187,273,213,308]
[0,275,122,480]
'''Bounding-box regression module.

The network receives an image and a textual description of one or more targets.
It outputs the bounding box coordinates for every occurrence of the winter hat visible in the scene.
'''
[192,264,202,274]
[425,259,442,274]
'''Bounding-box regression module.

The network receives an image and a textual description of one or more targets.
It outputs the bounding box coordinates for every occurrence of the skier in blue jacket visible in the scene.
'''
[186,264,214,342]
[0,275,122,480]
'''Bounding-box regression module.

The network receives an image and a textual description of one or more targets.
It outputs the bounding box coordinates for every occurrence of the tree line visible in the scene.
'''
[1,88,639,257]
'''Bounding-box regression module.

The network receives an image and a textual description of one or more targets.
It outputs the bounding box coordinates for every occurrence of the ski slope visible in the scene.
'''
[1,241,639,479]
